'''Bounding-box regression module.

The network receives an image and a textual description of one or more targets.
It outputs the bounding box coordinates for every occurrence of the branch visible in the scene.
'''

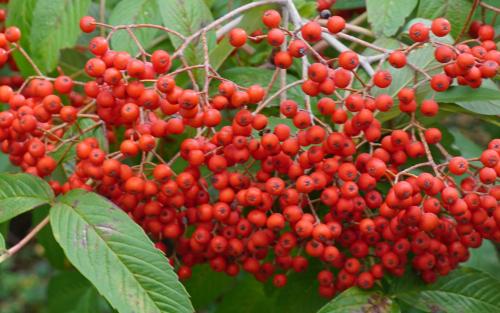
[455,0,481,43]
[254,79,305,114]
[480,1,500,13]
[14,44,43,76]
[0,217,50,263]
[94,22,186,40]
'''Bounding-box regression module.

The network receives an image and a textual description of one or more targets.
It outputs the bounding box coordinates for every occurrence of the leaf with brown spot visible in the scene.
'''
[50,189,193,313]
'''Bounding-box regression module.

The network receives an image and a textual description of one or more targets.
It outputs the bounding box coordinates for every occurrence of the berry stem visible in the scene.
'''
[93,22,186,40]
[99,0,106,37]
[480,1,500,13]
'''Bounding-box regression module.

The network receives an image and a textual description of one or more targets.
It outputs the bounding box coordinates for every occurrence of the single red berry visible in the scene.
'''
[229,28,247,47]
[262,10,281,28]
[431,18,451,37]
[80,16,96,33]
[326,16,345,34]
[409,23,429,42]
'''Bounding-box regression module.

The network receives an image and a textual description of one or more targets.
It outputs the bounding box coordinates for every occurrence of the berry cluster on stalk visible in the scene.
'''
[0,0,499,299]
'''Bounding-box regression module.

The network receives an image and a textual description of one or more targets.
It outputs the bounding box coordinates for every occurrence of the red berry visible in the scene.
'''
[409,23,429,42]
[229,28,247,47]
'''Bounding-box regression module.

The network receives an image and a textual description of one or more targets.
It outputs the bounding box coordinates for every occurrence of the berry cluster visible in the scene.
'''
[0,3,498,298]
[0,6,24,89]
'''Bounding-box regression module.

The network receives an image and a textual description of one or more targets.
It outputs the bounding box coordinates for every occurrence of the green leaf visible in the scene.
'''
[33,205,66,269]
[109,0,162,55]
[464,241,500,281]
[417,0,472,38]
[59,48,92,81]
[434,84,500,115]
[156,0,214,66]
[334,0,365,9]
[5,0,38,76]
[29,0,92,73]
[0,232,5,251]
[448,128,483,159]
[184,264,235,310]
[296,0,317,18]
[47,271,103,313]
[366,0,418,36]
[439,104,500,127]
[318,287,397,313]
[387,267,427,296]
[0,152,18,173]
[396,267,500,313]
[0,173,54,223]
[50,189,193,313]
[214,275,274,313]
[220,67,303,106]
[270,268,327,313]
[0,222,8,239]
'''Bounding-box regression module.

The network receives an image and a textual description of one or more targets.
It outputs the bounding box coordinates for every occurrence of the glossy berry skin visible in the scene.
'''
[262,10,281,28]
[388,51,407,68]
[338,51,359,70]
[431,18,451,37]
[5,27,21,42]
[326,16,345,34]
[301,21,322,42]
[409,23,430,42]
[229,28,247,47]
[430,74,450,92]
[80,16,96,33]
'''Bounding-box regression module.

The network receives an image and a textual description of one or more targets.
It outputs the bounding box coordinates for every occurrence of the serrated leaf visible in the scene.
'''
[318,287,397,313]
[417,0,472,38]
[367,0,418,36]
[29,0,92,73]
[220,67,303,106]
[396,267,500,313]
[0,173,54,223]
[156,0,214,67]
[50,189,193,313]
[47,271,103,313]
[109,0,161,55]
[434,84,500,115]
